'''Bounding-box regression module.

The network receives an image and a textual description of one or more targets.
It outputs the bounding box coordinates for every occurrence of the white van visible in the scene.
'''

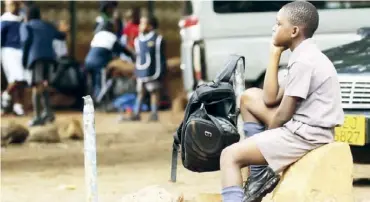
[179,1,370,97]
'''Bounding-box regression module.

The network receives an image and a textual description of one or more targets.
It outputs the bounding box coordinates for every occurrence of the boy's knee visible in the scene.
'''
[220,145,238,167]
[240,87,262,108]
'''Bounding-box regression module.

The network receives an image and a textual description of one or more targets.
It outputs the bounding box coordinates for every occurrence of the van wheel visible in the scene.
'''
[351,144,370,164]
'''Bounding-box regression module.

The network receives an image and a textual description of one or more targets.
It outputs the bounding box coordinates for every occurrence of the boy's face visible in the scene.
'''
[139,17,152,33]
[272,8,299,48]
[58,20,70,33]
[5,0,19,14]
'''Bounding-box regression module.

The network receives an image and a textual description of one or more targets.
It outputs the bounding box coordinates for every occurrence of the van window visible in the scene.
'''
[213,1,370,14]
[183,0,193,16]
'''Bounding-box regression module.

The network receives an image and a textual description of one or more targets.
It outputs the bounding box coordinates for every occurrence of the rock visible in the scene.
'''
[28,124,61,143]
[262,142,353,202]
[58,119,83,140]
[121,185,183,202]
[1,122,29,146]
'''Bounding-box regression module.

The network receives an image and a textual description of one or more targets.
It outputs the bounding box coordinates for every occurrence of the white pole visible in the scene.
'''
[233,58,246,139]
[83,95,98,202]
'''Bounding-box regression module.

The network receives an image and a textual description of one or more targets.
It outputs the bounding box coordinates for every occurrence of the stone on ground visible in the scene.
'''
[58,119,83,140]
[28,124,61,143]
[262,142,353,202]
[1,121,29,146]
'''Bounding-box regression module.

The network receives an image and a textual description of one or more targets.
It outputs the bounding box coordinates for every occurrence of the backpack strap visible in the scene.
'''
[170,134,179,182]
[170,93,199,183]
[213,54,245,85]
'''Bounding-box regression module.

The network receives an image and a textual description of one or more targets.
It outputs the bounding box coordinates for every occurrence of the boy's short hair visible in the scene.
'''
[282,1,319,38]
[26,5,41,20]
[131,7,141,25]
[99,1,117,13]
[146,15,159,30]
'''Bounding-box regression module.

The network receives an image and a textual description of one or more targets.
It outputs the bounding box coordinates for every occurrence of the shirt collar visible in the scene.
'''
[1,12,22,22]
[139,31,155,41]
[288,38,316,68]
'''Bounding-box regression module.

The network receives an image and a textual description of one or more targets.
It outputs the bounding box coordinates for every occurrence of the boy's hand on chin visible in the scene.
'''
[270,42,288,56]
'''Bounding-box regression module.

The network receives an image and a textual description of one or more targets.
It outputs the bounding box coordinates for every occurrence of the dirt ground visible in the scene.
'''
[1,111,370,202]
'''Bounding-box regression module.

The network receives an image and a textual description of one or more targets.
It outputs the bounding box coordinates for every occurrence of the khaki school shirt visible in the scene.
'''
[284,38,344,128]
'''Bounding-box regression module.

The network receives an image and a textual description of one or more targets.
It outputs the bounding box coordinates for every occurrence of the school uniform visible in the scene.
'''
[85,30,133,98]
[94,14,110,34]
[0,12,25,83]
[53,33,68,59]
[249,39,344,173]
[20,19,65,86]
[134,31,166,93]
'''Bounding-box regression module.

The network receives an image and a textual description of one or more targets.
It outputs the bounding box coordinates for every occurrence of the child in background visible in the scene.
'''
[126,15,167,122]
[1,0,26,116]
[85,21,135,100]
[122,7,140,50]
[20,5,66,126]
[94,1,117,34]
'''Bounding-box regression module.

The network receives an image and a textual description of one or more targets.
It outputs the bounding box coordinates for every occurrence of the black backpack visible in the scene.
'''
[170,55,245,182]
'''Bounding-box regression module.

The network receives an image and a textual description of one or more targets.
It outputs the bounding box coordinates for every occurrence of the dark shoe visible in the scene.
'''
[148,113,158,122]
[28,117,45,127]
[243,167,280,202]
[41,113,55,123]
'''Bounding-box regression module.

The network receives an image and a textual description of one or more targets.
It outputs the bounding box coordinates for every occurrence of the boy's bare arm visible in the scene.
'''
[262,45,286,107]
[268,95,300,129]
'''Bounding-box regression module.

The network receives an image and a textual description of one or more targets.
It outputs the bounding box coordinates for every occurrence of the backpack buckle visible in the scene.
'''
[207,81,219,88]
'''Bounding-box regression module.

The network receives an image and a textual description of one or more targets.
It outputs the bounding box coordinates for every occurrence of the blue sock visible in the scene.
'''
[221,186,244,202]
[243,122,267,177]
[151,102,158,115]
[133,96,141,116]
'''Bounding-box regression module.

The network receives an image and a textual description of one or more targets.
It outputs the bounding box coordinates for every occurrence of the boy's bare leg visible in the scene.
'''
[11,82,25,116]
[221,139,267,187]
[131,88,145,120]
[40,81,55,123]
[221,138,276,202]
[29,83,45,127]
[240,87,278,125]
[1,83,16,113]
[149,89,159,121]
[239,87,280,201]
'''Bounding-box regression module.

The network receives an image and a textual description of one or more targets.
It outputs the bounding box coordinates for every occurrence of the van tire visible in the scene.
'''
[351,144,370,164]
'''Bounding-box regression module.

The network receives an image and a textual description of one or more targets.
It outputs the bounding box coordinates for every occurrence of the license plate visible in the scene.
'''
[335,115,366,146]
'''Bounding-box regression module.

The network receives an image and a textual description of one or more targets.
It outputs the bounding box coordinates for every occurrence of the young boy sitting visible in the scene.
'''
[220,2,344,202]
[125,15,166,122]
